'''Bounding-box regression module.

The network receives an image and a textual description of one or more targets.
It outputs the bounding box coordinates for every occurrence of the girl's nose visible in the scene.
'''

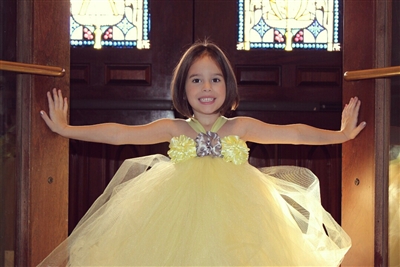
[202,81,211,91]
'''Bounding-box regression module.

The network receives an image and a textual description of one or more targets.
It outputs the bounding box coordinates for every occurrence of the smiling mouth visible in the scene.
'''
[199,98,215,103]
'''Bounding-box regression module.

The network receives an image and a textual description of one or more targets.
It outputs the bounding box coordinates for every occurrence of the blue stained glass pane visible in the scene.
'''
[117,17,134,35]
[252,17,270,39]
[307,19,325,38]
[70,0,150,49]
[237,0,341,51]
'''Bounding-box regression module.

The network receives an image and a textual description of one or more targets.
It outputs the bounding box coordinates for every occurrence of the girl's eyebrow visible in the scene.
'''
[187,73,200,79]
[188,72,223,79]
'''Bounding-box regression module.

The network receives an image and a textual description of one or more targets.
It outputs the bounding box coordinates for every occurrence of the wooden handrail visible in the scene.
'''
[344,66,400,81]
[0,60,65,77]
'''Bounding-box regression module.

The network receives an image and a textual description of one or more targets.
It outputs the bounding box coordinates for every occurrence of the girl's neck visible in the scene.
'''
[192,113,221,131]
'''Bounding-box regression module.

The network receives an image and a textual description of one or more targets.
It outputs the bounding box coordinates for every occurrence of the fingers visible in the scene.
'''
[345,96,366,139]
[351,121,367,139]
[346,96,359,110]
[63,95,69,114]
[40,110,54,130]
[47,88,67,111]
[47,90,55,113]
[41,89,69,133]
[351,97,361,117]
[57,89,64,108]
[51,88,63,109]
[340,96,366,140]
[343,97,361,118]
[40,110,49,122]
[52,88,59,108]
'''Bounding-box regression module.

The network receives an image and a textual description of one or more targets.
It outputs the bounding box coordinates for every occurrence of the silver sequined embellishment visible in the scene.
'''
[195,131,222,158]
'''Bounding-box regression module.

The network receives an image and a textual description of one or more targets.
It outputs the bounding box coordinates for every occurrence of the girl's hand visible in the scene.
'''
[340,97,366,140]
[40,88,69,134]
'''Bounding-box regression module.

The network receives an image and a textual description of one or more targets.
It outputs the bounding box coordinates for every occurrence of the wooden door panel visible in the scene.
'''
[235,52,342,104]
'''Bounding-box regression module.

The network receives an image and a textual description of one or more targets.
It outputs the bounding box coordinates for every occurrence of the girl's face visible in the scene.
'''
[185,55,226,118]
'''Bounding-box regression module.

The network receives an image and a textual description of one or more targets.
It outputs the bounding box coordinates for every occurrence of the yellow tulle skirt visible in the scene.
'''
[389,156,400,267]
[38,155,351,266]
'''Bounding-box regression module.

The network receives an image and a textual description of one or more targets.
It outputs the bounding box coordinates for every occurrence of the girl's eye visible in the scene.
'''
[192,78,201,83]
[212,78,221,83]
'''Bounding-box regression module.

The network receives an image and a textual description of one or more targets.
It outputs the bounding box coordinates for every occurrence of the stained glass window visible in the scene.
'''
[70,0,150,49]
[237,0,341,51]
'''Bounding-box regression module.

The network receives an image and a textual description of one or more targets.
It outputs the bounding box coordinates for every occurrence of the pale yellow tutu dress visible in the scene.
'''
[38,117,351,266]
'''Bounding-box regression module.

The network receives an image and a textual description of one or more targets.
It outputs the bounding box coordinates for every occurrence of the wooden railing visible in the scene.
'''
[0,60,65,77]
[344,66,400,81]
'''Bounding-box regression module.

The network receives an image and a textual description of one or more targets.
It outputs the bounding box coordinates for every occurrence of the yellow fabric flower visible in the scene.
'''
[168,135,197,163]
[221,136,249,165]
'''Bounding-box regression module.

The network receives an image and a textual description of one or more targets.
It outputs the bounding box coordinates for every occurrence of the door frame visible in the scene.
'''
[341,0,392,266]
[15,0,70,265]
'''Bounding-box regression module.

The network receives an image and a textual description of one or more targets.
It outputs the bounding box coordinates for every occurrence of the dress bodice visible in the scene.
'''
[167,116,249,165]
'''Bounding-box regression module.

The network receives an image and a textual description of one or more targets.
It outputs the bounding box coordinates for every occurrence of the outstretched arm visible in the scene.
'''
[40,88,175,145]
[241,97,366,145]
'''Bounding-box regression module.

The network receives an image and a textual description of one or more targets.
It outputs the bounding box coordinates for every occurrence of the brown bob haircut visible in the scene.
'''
[171,41,240,118]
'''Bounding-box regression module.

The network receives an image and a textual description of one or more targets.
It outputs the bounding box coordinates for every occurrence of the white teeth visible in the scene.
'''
[199,98,214,102]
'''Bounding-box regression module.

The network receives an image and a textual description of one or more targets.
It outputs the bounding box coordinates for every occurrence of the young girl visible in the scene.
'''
[38,41,366,266]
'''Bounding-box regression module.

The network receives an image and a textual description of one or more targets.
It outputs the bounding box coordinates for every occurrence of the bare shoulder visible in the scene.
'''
[152,117,192,138]
[223,116,259,137]
[224,116,274,141]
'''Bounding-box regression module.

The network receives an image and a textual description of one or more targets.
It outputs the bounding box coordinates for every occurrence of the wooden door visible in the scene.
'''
[8,0,71,266]
[341,0,392,266]
[69,0,344,233]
